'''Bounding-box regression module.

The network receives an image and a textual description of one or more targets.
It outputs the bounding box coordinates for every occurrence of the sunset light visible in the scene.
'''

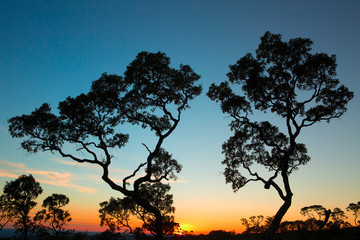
[1,1,360,240]
[175,224,194,235]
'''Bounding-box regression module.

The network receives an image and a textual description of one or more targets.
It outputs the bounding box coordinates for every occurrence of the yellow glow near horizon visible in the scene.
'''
[172,223,194,235]
[179,223,193,232]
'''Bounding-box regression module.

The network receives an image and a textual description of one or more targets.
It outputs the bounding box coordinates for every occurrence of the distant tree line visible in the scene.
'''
[240,202,360,234]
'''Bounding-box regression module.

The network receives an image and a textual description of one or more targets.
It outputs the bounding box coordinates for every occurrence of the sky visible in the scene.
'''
[0,0,360,235]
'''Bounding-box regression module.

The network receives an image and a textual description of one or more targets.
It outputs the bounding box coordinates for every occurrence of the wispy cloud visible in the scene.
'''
[71,184,97,194]
[51,157,103,170]
[21,170,72,184]
[0,169,21,179]
[51,158,79,166]
[0,159,27,169]
[0,159,98,194]
[51,157,132,174]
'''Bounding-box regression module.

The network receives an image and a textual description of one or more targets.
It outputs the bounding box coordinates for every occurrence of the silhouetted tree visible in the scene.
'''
[327,207,350,229]
[99,197,132,233]
[99,182,178,237]
[8,51,201,240]
[241,215,265,233]
[207,31,354,239]
[346,201,360,226]
[2,175,43,240]
[300,205,331,230]
[0,194,15,231]
[278,220,305,232]
[34,193,72,237]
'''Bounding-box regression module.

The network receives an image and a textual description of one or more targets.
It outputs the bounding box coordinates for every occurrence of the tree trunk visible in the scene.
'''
[22,215,28,240]
[318,209,331,231]
[134,195,164,240]
[154,211,164,240]
[263,194,292,240]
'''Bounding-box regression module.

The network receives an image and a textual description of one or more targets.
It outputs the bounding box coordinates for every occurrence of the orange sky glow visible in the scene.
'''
[1,0,360,237]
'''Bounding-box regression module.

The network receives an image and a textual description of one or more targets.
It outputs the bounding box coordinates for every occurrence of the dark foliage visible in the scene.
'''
[2,175,43,240]
[346,201,360,226]
[99,183,178,236]
[8,51,201,240]
[34,193,72,237]
[207,31,353,238]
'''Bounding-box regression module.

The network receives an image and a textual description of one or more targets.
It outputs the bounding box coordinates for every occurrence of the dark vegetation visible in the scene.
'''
[0,175,73,240]
[1,176,360,240]
[207,31,353,239]
[99,182,179,236]
[3,32,356,240]
[8,51,202,240]
[179,228,360,240]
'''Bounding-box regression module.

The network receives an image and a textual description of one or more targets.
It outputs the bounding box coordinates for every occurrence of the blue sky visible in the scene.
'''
[0,0,359,233]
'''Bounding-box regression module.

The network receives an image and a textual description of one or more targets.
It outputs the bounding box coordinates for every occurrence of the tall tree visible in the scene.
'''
[34,193,72,237]
[207,31,353,239]
[327,207,350,229]
[300,205,331,230]
[8,51,201,240]
[99,182,178,236]
[346,201,360,226]
[2,175,43,240]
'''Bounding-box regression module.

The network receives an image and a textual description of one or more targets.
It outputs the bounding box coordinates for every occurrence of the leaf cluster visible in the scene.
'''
[2,175,43,217]
[149,148,182,182]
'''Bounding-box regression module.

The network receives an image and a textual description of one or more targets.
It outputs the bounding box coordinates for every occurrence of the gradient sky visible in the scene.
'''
[1,0,360,234]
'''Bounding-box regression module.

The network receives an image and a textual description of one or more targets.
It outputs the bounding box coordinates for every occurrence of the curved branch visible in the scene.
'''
[56,148,100,165]
[62,136,99,162]
[123,162,147,189]
[101,164,131,196]
[245,164,286,200]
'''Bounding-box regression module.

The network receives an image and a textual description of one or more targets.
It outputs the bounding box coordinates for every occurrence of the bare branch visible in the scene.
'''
[56,148,100,165]
[142,143,152,153]
[123,162,147,189]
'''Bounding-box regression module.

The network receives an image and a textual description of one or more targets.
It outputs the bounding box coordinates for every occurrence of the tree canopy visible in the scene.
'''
[207,31,353,238]
[300,205,331,230]
[34,193,72,237]
[8,51,202,240]
[2,175,43,240]
[347,201,360,226]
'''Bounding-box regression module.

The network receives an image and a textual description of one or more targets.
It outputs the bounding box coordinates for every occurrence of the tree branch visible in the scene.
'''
[123,162,147,189]
[56,148,100,165]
